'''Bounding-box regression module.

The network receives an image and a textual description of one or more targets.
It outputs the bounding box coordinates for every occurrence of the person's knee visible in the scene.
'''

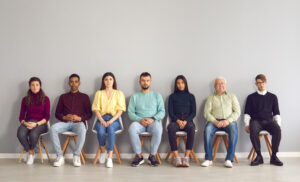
[152,123,162,136]
[128,122,139,135]
[185,122,195,132]
[17,129,27,139]
[167,123,177,132]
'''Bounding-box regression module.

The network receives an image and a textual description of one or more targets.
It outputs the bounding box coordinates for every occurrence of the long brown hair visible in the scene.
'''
[25,77,46,106]
[100,72,117,90]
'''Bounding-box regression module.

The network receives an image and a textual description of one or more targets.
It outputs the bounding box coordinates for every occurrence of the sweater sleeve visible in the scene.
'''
[43,97,50,122]
[168,94,177,122]
[128,95,142,122]
[186,94,196,122]
[153,93,165,121]
[19,97,26,122]
[272,95,280,116]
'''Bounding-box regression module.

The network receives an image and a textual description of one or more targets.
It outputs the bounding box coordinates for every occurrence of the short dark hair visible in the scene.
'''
[140,72,151,79]
[100,72,117,90]
[174,75,189,93]
[69,73,80,81]
[255,74,267,82]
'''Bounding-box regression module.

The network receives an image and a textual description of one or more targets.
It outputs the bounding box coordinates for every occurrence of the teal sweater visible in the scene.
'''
[128,91,165,122]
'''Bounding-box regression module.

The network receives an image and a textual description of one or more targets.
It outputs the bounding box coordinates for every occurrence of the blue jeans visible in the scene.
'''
[204,121,238,161]
[94,115,121,151]
[50,122,86,157]
[128,121,163,155]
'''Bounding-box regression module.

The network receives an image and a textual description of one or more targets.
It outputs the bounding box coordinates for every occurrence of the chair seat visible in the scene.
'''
[215,131,228,135]
[259,130,269,135]
[139,132,152,136]
[61,131,77,136]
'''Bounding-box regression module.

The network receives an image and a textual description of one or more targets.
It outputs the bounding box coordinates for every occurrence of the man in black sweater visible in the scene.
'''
[244,74,283,166]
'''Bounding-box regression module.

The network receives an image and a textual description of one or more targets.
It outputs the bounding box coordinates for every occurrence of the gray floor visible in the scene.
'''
[1,158,299,182]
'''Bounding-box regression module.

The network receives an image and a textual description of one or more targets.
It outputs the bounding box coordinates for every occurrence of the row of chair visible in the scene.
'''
[18,117,273,165]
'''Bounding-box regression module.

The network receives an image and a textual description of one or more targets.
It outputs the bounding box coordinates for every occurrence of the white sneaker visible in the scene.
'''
[201,160,212,167]
[224,160,233,168]
[53,156,65,167]
[106,158,113,168]
[99,152,107,164]
[26,154,35,165]
[73,156,81,167]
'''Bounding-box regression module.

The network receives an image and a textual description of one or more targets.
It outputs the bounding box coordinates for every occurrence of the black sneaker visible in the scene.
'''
[131,155,144,167]
[148,155,159,166]
[270,155,283,166]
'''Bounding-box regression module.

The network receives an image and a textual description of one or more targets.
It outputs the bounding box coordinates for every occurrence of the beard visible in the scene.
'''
[141,85,149,90]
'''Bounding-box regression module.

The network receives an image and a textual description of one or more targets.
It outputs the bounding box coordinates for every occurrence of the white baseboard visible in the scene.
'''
[1,152,300,159]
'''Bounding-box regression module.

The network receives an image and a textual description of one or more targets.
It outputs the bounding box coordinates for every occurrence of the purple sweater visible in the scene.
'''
[19,94,50,122]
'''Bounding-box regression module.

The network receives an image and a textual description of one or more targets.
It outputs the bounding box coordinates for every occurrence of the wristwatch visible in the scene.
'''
[36,123,39,127]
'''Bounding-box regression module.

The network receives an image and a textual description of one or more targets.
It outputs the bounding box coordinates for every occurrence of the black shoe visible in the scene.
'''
[270,155,283,166]
[148,155,159,166]
[251,154,264,166]
[131,155,144,167]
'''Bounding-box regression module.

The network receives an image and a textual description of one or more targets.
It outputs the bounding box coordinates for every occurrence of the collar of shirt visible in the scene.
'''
[214,91,228,96]
[257,90,267,95]
[69,91,80,95]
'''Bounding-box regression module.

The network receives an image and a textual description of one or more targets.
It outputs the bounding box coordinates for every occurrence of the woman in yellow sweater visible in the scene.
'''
[92,72,126,168]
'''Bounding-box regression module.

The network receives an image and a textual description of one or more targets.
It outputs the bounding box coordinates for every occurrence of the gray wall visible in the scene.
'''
[0,0,299,154]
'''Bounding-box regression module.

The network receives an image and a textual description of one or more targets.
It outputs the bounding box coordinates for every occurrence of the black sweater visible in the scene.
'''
[168,91,196,122]
[244,92,280,121]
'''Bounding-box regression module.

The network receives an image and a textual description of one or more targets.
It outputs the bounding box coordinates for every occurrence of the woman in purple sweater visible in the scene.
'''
[17,77,50,165]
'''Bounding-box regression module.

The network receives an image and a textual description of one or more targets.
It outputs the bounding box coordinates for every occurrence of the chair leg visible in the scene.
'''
[140,136,145,147]
[62,136,70,155]
[156,153,162,164]
[93,146,101,165]
[222,136,238,163]
[248,147,255,159]
[264,135,273,157]
[38,138,44,164]
[114,145,122,164]
[165,150,172,161]
[170,136,180,164]
[212,136,221,162]
[41,136,50,162]
[19,148,25,163]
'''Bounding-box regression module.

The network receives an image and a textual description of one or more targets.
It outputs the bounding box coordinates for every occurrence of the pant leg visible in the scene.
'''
[147,121,163,156]
[167,122,180,151]
[50,122,71,157]
[183,122,195,150]
[204,122,218,160]
[17,124,30,151]
[223,121,238,161]
[94,120,107,147]
[28,123,48,150]
[70,122,87,157]
[264,121,281,155]
[128,122,146,154]
[249,119,263,155]
[107,118,121,151]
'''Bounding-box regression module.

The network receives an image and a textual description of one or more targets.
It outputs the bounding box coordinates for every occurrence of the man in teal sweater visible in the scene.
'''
[128,72,165,167]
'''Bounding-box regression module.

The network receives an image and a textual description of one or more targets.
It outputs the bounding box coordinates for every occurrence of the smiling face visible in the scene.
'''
[30,81,41,94]
[104,75,114,89]
[256,78,267,92]
[139,76,151,90]
[69,76,80,93]
[215,78,226,95]
[176,78,185,91]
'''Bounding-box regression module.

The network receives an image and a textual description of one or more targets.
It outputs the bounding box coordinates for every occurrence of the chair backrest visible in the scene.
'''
[92,116,124,134]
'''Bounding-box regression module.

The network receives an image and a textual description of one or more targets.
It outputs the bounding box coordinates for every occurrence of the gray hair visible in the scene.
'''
[214,77,227,85]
